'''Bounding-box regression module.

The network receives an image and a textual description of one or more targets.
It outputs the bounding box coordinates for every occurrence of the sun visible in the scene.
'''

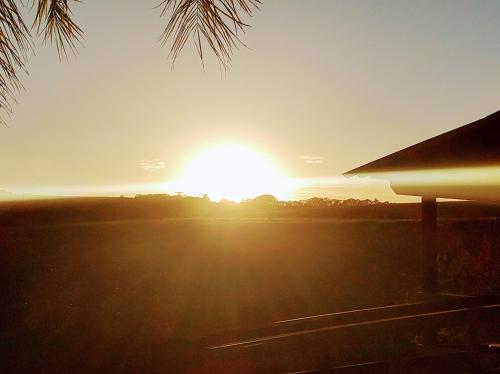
[172,144,292,201]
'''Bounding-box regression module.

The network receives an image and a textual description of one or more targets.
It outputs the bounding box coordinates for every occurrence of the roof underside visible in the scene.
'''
[344,110,500,201]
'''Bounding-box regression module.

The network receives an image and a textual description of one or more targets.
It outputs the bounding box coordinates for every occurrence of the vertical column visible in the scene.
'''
[422,196,437,297]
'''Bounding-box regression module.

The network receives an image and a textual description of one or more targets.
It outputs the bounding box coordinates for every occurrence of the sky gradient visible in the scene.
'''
[1,0,500,201]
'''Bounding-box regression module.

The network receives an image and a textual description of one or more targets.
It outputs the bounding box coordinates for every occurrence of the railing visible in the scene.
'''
[200,294,500,373]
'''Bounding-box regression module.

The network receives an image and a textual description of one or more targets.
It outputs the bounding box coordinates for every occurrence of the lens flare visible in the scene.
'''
[354,165,500,202]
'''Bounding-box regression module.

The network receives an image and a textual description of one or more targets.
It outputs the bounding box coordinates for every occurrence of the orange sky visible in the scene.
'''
[0,1,499,202]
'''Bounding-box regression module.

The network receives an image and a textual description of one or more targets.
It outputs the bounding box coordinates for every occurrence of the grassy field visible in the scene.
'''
[1,217,499,372]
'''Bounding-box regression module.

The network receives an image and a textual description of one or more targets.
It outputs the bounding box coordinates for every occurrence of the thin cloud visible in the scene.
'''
[300,155,324,164]
[138,159,166,171]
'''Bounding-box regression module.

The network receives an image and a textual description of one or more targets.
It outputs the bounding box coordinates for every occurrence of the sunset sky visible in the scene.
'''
[1,0,500,201]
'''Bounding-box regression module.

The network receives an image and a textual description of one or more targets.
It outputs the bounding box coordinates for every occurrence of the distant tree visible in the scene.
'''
[0,0,261,123]
[305,197,334,208]
[243,195,278,210]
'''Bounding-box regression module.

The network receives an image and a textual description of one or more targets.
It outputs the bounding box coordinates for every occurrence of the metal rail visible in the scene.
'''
[208,303,500,351]
[203,294,500,349]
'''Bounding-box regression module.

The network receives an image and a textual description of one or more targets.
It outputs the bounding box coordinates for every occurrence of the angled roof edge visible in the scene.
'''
[344,109,500,176]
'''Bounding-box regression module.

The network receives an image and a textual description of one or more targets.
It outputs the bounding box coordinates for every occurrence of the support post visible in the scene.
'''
[422,196,437,297]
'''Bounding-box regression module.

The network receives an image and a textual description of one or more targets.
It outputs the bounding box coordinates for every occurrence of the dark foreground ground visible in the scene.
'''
[1,213,499,372]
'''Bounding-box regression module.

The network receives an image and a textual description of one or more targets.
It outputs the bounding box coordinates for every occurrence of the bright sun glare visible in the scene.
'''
[172,144,293,202]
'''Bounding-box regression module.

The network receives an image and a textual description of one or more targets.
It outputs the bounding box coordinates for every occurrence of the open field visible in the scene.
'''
[1,213,499,372]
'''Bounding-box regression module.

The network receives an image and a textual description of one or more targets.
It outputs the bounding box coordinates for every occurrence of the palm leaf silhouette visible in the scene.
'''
[0,0,260,124]
[160,0,261,68]
[32,0,83,60]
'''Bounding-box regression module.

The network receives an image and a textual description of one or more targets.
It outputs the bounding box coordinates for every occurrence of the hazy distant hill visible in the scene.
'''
[0,189,49,201]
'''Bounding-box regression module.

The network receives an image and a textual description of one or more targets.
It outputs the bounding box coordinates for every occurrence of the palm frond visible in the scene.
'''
[0,0,31,124]
[0,0,82,124]
[0,1,256,125]
[32,0,83,60]
[159,0,261,68]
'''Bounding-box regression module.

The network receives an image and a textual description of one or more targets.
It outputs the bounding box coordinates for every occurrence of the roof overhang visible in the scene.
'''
[344,110,500,202]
